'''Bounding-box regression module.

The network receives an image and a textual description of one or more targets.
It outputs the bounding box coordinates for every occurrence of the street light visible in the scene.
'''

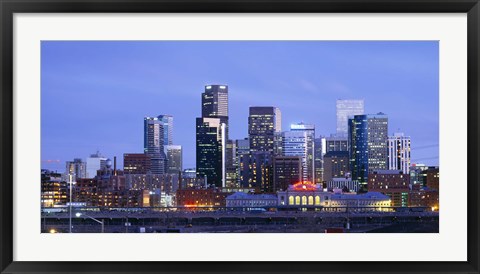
[76,213,104,233]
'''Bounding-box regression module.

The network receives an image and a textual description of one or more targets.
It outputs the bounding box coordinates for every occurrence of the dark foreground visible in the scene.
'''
[42,211,439,233]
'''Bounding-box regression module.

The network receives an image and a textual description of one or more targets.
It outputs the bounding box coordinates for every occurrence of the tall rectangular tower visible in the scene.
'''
[196,117,223,187]
[157,114,173,145]
[144,116,166,175]
[388,132,411,174]
[202,85,229,136]
[248,107,281,153]
[336,99,364,136]
[349,113,388,191]
[290,123,315,182]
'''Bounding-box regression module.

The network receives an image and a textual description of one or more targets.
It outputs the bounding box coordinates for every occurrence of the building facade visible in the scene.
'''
[157,114,174,145]
[336,99,364,136]
[273,156,302,192]
[388,132,411,174]
[290,123,315,182]
[323,151,350,182]
[123,153,151,174]
[368,170,410,207]
[144,116,166,175]
[248,106,281,153]
[282,130,309,181]
[349,113,389,191]
[165,145,183,175]
[86,151,107,179]
[196,117,223,187]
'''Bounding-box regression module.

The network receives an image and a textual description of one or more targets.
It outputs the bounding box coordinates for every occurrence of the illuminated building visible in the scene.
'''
[277,182,326,207]
[368,170,409,207]
[277,182,391,210]
[123,153,151,174]
[325,135,348,153]
[125,174,180,194]
[73,178,98,206]
[248,106,281,153]
[349,113,388,191]
[290,123,315,182]
[86,151,107,179]
[409,164,428,187]
[273,156,302,192]
[144,116,166,175]
[165,145,182,175]
[250,152,274,193]
[202,85,229,137]
[175,188,231,208]
[336,99,364,136]
[225,140,238,188]
[314,137,326,183]
[226,192,277,208]
[65,158,86,181]
[157,114,174,145]
[388,133,411,174]
[41,170,68,207]
[196,117,224,188]
[282,130,309,181]
[323,151,350,182]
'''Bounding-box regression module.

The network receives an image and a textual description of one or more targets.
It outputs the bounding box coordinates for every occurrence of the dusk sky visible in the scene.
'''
[41,41,439,171]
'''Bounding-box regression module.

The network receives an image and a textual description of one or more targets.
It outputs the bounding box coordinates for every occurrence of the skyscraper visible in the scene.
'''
[157,114,173,145]
[314,137,326,183]
[165,145,183,175]
[323,151,350,181]
[202,85,228,137]
[196,117,223,187]
[336,99,364,136]
[144,117,166,175]
[248,107,281,153]
[349,113,388,191]
[290,123,315,182]
[388,133,411,174]
[282,130,309,182]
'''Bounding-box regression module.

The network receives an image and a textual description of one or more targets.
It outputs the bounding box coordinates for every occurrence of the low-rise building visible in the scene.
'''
[226,192,277,208]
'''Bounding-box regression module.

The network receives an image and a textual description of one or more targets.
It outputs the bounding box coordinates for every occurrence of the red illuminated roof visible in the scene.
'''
[291,181,318,191]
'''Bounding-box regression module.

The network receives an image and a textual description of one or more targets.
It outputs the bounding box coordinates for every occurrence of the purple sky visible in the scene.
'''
[41,41,439,171]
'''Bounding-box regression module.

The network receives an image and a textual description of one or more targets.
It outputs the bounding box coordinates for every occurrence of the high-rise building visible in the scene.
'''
[323,151,350,182]
[86,151,107,178]
[236,138,250,188]
[250,152,274,193]
[349,113,388,192]
[325,135,348,153]
[314,137,326,183]
[273,156,302,192]
[144,117,166,175]
[202,85,229,136]
[336,99,364,136]
[388,133,411,174]
[248,107,281,153]
[123,153,151,174]
[165,145,183,175]
[196,117,223,187]
[65,158,86,181]
[157,114,174,145]
[282,131,309,182]
[290,123,315,182]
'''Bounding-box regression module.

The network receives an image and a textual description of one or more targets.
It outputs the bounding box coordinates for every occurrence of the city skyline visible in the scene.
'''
[41,41,439,170]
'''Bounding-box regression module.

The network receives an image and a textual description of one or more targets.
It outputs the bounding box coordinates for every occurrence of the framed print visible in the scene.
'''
[1,0,479,273]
